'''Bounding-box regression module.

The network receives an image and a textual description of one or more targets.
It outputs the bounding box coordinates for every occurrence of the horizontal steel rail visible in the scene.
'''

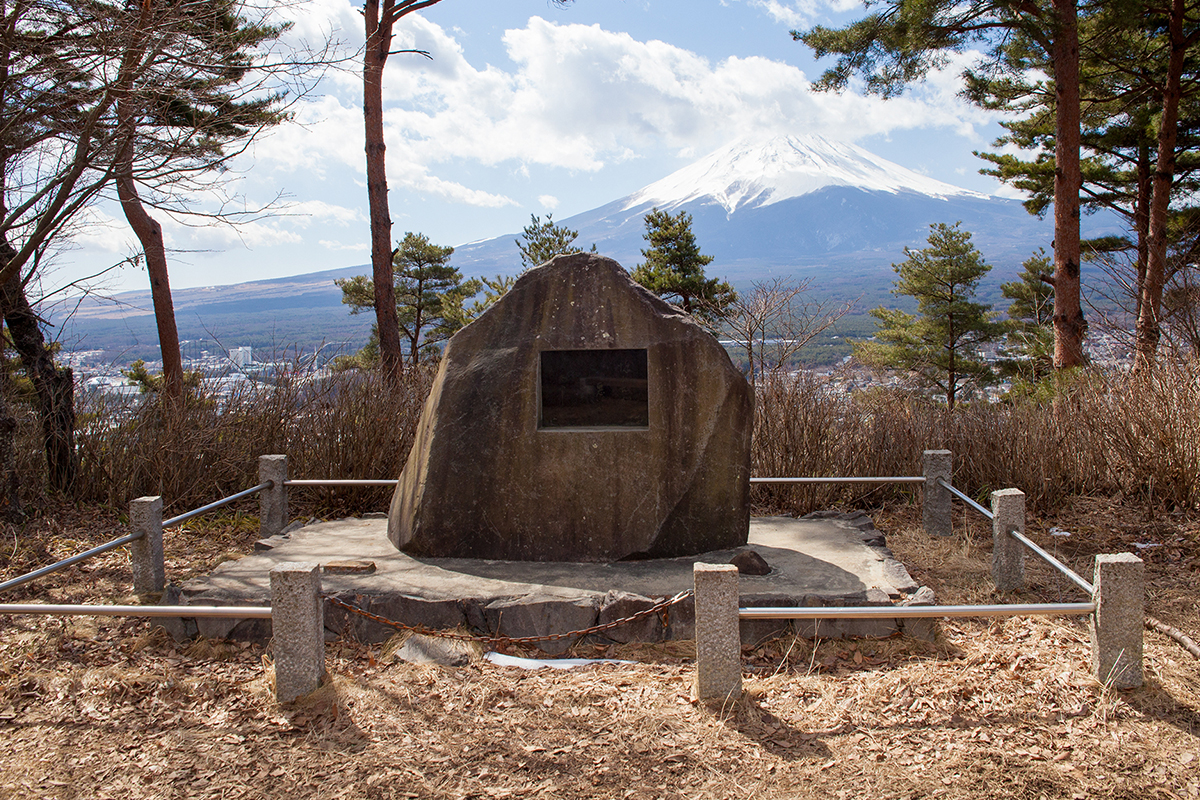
[287,477,927,487]
[937,477,994,520]
[1009,530,1095,595]
[739,602,1095,620]
[0,533,143,594]
[284,479,400,487]
[751,476,926,485]
[0,604,273,619]
[163,481,273,528]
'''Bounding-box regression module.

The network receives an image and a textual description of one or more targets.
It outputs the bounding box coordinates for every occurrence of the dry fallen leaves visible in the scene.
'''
[1,502,1199,799]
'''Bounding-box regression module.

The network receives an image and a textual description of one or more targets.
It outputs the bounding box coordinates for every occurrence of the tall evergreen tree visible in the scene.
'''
[632,207,735,322]
[855,223,1002,410]
[796,0,1088,368]
[970,0,1200,368]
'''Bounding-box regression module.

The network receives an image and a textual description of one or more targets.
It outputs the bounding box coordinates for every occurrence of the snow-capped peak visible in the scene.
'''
[624,134,990,215]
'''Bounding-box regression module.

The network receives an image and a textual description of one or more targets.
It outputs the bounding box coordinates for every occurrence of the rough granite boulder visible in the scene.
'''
[388,252,752,562]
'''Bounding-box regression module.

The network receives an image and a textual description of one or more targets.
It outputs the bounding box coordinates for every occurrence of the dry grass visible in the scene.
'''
[70,366,434,518]
[3,356,1191,526]
[2,502,1199,800]
[751,358,1200,516]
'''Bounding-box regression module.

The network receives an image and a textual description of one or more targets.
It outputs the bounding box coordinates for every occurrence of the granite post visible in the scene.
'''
[693,563,742,704]
[270,562,325,702]
[259,455,288,539]
[129,496,165,594]
[990,489,1026,592]
[1090,553,1144,689]
[922,450,952,538]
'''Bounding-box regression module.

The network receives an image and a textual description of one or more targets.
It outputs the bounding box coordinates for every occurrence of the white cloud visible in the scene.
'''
[285,200,361,227]
[319,239,370,251]
[250,13,998,204]
[69,208,136,254]
[389,158,519,207]
[538,195,559,210]
[735,0,865,28]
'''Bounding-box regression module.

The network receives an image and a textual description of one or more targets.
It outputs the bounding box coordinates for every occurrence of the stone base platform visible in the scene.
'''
[167,513,932,654]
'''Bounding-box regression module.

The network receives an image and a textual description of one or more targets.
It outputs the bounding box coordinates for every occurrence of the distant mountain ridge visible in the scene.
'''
[50,134,1123,361]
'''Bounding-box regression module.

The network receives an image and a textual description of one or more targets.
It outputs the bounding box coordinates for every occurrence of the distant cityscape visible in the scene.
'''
[63,330,1136,406]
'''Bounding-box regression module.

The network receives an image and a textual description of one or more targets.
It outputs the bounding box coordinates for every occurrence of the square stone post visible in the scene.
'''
[990,489,1025,592]
[259,455,288,538]
[270,562,325,702]
[129,496,165,594]
[692,563,742,704]
[922,450,952,538]
[1090,553,1144,689]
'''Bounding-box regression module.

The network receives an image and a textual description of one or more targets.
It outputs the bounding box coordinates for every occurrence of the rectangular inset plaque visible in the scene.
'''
[540,349,649,429]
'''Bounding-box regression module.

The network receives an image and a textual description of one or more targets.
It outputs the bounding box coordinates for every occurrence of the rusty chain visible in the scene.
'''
[322,590,693,646]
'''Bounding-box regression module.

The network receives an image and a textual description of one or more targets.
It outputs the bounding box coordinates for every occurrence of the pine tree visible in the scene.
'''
[855,223,1002,410]
[515,214,593,270]
[999,250,1056,382]
[632,208,735,323]
[337,233,479,367]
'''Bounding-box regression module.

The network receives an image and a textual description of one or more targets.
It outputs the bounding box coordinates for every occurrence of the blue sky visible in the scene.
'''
[56,0,1017,295]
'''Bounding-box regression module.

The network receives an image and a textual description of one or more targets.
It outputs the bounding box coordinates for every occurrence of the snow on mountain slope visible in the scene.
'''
[624,134,991,215]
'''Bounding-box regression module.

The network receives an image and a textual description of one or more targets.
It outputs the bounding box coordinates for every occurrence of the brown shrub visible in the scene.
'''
[750,359,1200,515]
[72,366,434,518]
[42,355,1198,520]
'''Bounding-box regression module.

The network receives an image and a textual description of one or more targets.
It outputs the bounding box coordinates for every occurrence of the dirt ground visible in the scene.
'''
[1,499,1198,800]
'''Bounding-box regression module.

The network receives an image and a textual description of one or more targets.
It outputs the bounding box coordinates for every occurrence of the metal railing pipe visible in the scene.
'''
[750,476,926,484]
[738,602,1095,620]
[283,479,400,487]
[162,481,273,528]
[936,478,995,520]
[0,603,272,619]
[0,533,143,594]
[1009,530,1095,595]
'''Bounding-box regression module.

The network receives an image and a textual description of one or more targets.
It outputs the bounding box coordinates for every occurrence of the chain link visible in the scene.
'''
[322,590,693,645]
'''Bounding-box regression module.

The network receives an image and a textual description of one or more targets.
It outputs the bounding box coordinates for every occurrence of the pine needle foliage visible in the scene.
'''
[856,222,1002,410]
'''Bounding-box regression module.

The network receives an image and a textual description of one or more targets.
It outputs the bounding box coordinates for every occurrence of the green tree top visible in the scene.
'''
[515,213,594,270]
[631,207,735,323]
[855,222,1002,409]
[1003,250,1055,329]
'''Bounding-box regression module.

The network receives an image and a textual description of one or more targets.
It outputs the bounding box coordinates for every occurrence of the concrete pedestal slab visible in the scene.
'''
[174,514,927,650]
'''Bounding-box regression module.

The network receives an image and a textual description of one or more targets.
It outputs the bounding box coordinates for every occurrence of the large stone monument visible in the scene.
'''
[388,253,752,562]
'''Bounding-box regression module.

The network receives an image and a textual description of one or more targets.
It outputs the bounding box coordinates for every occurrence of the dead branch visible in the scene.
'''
[1145,614,1200,660]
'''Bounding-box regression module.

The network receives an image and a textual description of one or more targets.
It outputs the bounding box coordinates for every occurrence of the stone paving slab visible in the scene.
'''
[170,513,928,652]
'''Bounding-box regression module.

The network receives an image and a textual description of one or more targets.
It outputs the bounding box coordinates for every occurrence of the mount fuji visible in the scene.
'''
[454,134,1112,293]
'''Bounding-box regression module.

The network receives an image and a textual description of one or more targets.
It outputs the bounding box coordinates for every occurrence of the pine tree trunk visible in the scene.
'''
[1136,0,1188,370]
[1,273,76,493]
[116,169,185,403]
[1134,118,1152,323]
[0,386,20,521]
[1051,0,1086,369]
[0,240,23,519]
[115,24,184,404]
[364,0,404,385]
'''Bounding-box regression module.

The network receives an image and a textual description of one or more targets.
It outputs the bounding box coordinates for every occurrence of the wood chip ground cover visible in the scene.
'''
[1,501,1198,799]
